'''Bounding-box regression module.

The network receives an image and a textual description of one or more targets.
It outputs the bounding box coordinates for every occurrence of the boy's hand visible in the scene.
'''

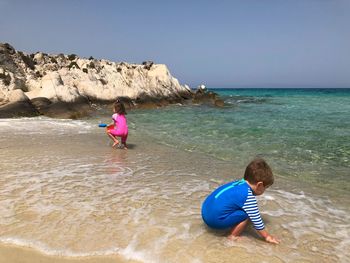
[265,235,280,244]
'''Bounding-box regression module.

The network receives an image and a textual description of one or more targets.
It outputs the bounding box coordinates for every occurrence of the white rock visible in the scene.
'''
[42,72,63,87]
[25,72,80,102]
[56,85,81,102]
[26,77,41,91]
[1,44,192,104]
[33,52,45,64]
[8,89,29,102]
[0,89,6,104]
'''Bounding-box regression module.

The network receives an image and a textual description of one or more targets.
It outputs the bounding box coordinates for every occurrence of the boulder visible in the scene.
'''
[192,88,224,107]
[30,97,52,111]
[37,96,92,119]
[0,100,39,118]
[0,43,16,55]
[33,52,45,64]
[8,89,29,102]
[0,89,6,106]
[26,72,82,103]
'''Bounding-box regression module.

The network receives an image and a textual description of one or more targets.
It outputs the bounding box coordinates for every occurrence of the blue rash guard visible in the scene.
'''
[201,179,265,230]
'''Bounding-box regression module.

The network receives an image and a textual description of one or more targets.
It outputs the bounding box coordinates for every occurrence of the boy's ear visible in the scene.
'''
[256,181,264,189]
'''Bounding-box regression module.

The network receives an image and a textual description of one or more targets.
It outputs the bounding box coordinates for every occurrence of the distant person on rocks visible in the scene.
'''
[201,158,280,244]
[106,99,128,149]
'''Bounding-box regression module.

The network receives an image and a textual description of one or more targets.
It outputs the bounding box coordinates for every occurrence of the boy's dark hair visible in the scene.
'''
[113,99,127,115]
[244,158,274,187]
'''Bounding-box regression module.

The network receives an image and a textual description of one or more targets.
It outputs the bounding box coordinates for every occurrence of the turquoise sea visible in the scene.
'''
[0,88,349,262]
[130,88,350,192]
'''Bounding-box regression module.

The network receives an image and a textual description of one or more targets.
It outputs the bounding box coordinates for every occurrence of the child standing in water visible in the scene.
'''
[201,158,280,244]
[107,99,128,149]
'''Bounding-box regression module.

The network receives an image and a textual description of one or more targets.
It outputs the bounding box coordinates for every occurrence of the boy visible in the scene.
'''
[201,158,280,244]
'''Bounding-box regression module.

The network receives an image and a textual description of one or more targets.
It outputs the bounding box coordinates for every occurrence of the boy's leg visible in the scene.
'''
[229,219,249,238]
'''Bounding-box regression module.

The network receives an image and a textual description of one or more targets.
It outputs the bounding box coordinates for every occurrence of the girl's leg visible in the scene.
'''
[121,134,128,149]
[107,131,119,147]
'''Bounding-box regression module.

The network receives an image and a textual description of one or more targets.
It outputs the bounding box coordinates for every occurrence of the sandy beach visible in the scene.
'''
[1,107,349,263]
[0,244,134,263]
[0,242,289,263]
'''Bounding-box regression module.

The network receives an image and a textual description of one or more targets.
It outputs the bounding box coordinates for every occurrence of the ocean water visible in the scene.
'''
[129,88,350,193]
[0,88,349,262]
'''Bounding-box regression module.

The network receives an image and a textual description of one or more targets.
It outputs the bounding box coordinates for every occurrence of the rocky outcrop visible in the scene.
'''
[192,85,225,107]
[0,43,223,118]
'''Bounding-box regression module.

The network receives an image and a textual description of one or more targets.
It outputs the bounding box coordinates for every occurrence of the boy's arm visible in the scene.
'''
[257,229,280,244]
[242,189,280,244]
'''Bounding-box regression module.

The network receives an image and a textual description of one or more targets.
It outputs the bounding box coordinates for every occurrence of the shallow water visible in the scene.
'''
[128,88,350,192]
[0,112,349,262]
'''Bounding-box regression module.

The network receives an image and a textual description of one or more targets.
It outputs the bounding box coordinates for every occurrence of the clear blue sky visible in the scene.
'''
[1,0,349,88]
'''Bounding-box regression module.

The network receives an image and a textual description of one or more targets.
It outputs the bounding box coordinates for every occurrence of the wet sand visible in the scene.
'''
[0,117,349,263]
[0,244,138,263]
[0,243,287,263]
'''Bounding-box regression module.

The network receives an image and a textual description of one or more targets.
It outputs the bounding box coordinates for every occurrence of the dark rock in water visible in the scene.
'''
[0,85,224,118]
[31,97,52,110]
[135,95,169,109]
[136,99,169,109]
[179,90,193,100]
[192,88,224,107]
[133,93,188,109]
[195,87,207,94]
[36,97,92,119]
[0,100,39,118]
[214,99,225,107]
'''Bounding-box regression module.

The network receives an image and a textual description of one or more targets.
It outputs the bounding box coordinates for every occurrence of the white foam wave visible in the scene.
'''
[0,237,122,257]
[0,237,160,263]
[259,189,350,262]
[118,238,156,263]
[0,117,95,135]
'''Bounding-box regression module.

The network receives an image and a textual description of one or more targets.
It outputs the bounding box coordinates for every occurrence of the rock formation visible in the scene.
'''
[0,43,223,118]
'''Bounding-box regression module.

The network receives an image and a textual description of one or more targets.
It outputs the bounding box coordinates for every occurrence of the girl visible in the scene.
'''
[107,99,128,149]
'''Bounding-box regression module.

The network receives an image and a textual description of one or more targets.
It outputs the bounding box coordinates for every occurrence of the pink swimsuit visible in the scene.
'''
[110,113,128,143]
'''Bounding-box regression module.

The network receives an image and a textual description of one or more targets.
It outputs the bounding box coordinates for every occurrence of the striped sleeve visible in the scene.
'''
[242,188,265,230]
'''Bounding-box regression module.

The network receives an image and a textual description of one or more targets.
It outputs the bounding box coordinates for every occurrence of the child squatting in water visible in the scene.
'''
[201,158,280,244]
[106,99,129,149]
